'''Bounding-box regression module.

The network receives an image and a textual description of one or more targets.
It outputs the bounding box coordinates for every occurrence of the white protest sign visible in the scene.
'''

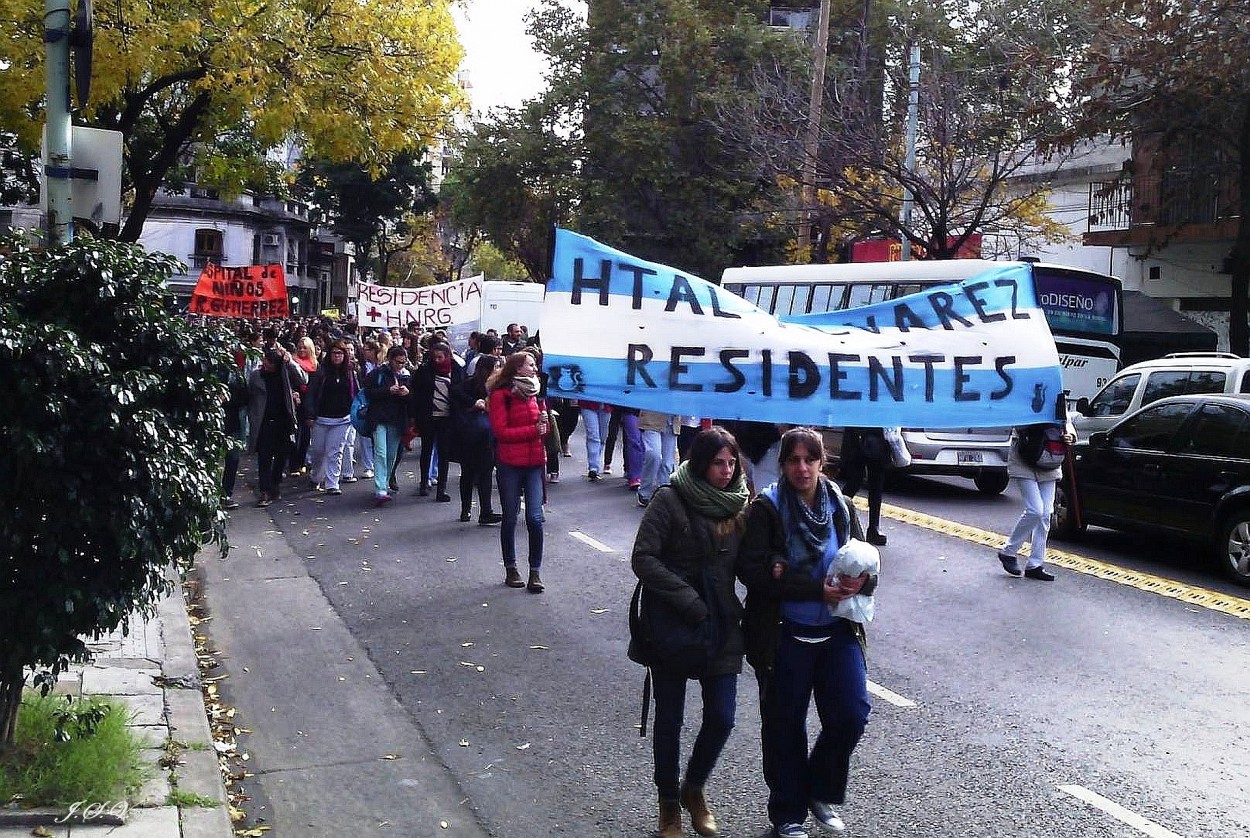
[357,275,483,330]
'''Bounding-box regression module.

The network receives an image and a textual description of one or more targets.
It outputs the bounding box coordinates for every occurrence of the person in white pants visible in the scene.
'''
[999,420,1076,581]
[340,426,359,482]
[636,411,677,507]
[305,344,357,494]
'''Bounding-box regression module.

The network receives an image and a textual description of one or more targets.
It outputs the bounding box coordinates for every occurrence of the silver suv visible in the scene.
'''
[829,426,1012,495]
[897,427,1012,494]
[1073,353,1250,440]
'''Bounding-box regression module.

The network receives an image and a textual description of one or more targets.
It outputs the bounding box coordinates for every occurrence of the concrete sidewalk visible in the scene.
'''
[189,497,489,836]
[0,574,232,837]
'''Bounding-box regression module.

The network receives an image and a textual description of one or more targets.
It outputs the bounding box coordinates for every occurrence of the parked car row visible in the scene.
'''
[893,352,1250,497]
[1055,392,1250,586]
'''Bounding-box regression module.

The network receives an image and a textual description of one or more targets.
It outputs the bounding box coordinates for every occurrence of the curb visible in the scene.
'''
[0,572,233,837]
[159,574,234,838]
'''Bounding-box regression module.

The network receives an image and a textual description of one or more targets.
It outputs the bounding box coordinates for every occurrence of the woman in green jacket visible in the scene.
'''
[630,426,749,838]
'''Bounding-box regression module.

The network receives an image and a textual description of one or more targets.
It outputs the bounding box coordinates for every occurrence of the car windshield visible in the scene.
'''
[1089,373,1140,417]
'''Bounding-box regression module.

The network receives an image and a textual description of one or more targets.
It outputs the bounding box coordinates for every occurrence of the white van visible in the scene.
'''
[1073,353,1250,439]
[480,280,545,337]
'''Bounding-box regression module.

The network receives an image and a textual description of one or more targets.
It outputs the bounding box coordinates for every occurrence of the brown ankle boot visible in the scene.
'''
[680,784,718,836]
[658,798,682,838]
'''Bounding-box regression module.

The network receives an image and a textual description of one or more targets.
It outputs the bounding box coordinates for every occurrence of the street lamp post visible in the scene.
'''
[44,0,74,245]
[798,0,832,260]
[899,41,920,262]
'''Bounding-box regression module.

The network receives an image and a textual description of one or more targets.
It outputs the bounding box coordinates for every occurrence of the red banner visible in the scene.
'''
[850,235,982,262]
[189,264,289,318]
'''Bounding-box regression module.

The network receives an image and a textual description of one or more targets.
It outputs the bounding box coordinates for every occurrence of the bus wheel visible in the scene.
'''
[973,470,1009,495]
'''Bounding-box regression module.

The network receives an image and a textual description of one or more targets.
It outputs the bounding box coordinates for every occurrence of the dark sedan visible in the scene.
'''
[1053,393,1250,586]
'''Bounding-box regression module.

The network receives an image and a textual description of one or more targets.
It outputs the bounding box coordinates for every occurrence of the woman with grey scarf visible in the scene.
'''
[738,427,876,838]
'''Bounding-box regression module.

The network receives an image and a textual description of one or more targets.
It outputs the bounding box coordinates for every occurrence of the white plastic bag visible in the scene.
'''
[826,538,880,624]
[883,427,911,468]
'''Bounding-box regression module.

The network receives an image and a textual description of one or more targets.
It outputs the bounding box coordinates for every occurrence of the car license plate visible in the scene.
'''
[957,451,983,465]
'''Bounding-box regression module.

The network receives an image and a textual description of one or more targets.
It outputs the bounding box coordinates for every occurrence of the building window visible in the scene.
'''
[769,7,815,29]
[191,229,223,269]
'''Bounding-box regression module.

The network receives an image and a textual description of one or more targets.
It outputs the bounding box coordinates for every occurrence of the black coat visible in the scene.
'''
[630,486,745,677]
[410,360,465,431]
[446,376,494,467]
[736,477,866,677]
[363,365,411,429]
[841,427,888,466]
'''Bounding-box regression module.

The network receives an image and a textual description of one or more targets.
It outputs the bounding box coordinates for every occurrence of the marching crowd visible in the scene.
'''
[218,313,1065,838]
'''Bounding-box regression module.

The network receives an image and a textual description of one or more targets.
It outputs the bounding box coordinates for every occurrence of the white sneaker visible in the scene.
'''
[809,801,845,834]
[362,469,375,479]
[774,823,808,838]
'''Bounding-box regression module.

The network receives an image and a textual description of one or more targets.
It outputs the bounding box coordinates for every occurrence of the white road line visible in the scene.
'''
[568,531,615,553]
[1058,785,1180,838]
[866,680,916,708]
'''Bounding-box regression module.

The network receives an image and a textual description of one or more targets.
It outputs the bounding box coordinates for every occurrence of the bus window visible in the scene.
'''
[774,285,798,316]
[755,285,776,313]
[733,285,756,306]
[893,282,930,298]
[868,284,894,304]
[846,283,893,308]
[794,284,814,314]
[810,284,846,313]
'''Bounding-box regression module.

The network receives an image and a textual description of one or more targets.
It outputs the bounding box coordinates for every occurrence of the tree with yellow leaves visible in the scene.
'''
[0,0,464,240]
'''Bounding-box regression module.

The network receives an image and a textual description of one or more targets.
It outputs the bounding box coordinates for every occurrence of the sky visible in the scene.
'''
[452,1,554,115]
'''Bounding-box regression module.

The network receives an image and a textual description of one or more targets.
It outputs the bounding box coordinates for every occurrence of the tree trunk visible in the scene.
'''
[1228,98,1250,356]
[0,664,23,749]
[118,92,213,242]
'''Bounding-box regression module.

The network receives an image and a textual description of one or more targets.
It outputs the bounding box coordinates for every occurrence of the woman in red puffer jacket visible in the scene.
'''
[487,351,549,592]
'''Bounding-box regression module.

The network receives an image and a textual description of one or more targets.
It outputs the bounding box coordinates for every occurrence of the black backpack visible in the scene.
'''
[1017,424,1068,469]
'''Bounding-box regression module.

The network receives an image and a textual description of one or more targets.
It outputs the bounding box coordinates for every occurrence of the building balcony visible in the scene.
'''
[187,253,222,270]
[1085,170,1240,247]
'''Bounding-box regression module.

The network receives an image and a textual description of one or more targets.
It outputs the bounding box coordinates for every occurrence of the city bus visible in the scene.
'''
[719,259,1123,493]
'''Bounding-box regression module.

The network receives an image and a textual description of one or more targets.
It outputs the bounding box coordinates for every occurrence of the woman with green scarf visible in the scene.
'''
[630,426,750,838]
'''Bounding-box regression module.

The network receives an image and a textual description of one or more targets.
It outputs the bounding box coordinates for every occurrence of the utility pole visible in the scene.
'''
[798,0,832,261]
[899,41,920,261]
[44,0,74,245]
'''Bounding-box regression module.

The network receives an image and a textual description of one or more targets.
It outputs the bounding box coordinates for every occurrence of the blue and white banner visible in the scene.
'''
[542,229,1064,428]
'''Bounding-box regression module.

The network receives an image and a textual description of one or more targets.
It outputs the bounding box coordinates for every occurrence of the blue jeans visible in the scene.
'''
[496,463,544,569]
[640,428,676,501]
[651,673,737,800]
[620,412,644,482]
[372,423,402,497]
[759,620,870,826]
[581,407,610,474]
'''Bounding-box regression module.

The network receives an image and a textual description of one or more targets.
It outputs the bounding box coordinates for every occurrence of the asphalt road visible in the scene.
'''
[200,438,1250,838]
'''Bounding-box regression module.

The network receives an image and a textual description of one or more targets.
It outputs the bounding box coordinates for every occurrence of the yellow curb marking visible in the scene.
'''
[852,498,1250,620]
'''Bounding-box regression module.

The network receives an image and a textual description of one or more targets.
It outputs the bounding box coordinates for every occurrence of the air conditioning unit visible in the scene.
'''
[262,233,281,246]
